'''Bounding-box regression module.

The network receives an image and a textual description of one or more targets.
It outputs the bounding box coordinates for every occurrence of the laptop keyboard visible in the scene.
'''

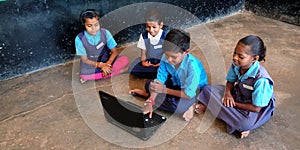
[143,114,166,128]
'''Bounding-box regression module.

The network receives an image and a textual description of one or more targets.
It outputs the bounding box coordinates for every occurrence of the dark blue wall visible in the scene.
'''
[245,0,300,26]
[0,0,244,81]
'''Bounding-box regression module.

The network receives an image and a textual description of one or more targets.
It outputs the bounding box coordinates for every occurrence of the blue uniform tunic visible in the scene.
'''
[128,30,166,79]
[75,28,117,75]
[197,61,276,133]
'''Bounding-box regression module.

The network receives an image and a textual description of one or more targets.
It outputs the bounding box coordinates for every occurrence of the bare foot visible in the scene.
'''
[241,130,250,139]
[80,78,87,84]
[183,105,194,121]
[129,89,149,98]
[194,103,206,114]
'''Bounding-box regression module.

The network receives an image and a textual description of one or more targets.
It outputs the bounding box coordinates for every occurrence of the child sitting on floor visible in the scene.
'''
[130,29,208,121]
[128,9,167,79]
[75,9,129,83]
[196,35,276,138]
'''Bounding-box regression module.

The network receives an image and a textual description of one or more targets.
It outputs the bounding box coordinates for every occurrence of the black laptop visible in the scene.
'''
[99,90,167,141]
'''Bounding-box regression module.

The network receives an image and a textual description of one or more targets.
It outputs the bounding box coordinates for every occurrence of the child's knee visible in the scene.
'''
[119,56,130,65]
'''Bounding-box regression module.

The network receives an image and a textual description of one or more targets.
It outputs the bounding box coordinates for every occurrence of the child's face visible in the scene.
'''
[232,43,257,70]
[164,51,187,66]
[145,21,163,37]
[84,17,100,36]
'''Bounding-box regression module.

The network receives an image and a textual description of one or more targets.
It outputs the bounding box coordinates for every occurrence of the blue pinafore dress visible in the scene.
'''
[78,28,116,75]
[129,30,166,78]
[198,66,276,134]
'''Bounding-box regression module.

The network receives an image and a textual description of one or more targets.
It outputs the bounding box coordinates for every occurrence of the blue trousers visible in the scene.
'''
[145,79,196,114]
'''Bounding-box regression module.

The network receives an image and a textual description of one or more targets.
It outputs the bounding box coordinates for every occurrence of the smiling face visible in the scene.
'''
[232,42,258,70]
[145,21,163,37]
[84,17,100,36]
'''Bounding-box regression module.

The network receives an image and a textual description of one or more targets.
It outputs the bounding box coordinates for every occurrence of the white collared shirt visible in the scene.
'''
[136,29,163,50]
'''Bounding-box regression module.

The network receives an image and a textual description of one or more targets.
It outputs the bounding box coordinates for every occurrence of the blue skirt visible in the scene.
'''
[197,84,276,134]
[128,57,160,79]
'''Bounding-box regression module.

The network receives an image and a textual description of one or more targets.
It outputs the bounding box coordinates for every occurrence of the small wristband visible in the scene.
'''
[95,62,102,68]
[95,62,99,68]
[144,98,155,106]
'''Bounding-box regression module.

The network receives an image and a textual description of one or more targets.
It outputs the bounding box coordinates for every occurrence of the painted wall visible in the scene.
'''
[245,0,300,26]
[0,0,244,81]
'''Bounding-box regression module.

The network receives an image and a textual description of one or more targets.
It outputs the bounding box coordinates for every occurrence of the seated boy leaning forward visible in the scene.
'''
[130,29,208,121]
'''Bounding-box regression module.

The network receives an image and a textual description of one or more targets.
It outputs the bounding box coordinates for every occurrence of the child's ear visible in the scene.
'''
[184,49,189,54]
[253,55,259,61]
[159,22,164,28]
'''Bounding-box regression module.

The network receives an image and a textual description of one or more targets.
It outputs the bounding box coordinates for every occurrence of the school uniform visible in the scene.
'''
[75,28,129,80]
[128,29,166,78]
[145,53,208,114]
[197,61,276,134]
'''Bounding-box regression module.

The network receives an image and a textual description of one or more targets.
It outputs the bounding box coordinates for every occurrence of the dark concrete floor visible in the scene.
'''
[1,11,299,149]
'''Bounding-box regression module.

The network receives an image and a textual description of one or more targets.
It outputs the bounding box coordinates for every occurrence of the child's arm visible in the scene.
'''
[106,47,118,65]
[222,81,236,107]
[234,78,273,112]
[234,103,261,112]
[150,80,190,99]
[141,49,154,67]
[164,88,190,99]
[137,34,152,66]
[80,56,97,67]
[143,80,164,118]
[80,56,110,74]
[141,49,147,62]
[143,92,157,118]
[143,80,192,118]
[153,62,160,67]
[222,81,262,112]
[97,47,118,76]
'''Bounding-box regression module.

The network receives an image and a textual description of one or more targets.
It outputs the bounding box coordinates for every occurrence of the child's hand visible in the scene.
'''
[142,60,153,67]
[101,63,112,76]
[149,79,165,93]
[153,63,160,67]
[222,95,236,107]
[143,102,153,118]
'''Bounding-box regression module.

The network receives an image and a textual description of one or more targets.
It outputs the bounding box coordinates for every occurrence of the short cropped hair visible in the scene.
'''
[162,29,190,53]
[144,9,163,24]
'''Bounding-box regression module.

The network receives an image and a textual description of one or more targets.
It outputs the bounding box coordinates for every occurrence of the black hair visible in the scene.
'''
[144,9,163,24]
[238,35,266,62]
[79,9,100,26]
[162,29,190,53]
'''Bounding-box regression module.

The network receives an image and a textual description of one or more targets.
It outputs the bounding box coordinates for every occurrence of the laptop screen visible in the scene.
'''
[99,91,145,128]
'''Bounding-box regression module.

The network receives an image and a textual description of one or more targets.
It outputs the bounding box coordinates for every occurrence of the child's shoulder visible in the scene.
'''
[100,27,108,32]
[186,53,199,61]
[183,54,195,64]
[186,54,205,67]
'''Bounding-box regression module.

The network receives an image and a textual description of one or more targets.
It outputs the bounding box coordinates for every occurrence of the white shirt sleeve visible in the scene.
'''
[136,34,146,50]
